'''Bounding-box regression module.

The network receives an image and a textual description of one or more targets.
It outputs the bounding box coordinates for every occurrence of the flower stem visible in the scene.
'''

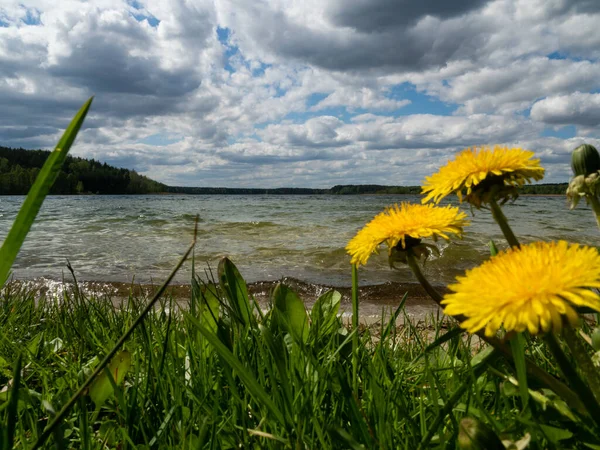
[489,198,520,248]
[545,333,600,426]
[562,326,600,404]
[588,195,600,231]
[406,250,443,303]
[351,264,359,393]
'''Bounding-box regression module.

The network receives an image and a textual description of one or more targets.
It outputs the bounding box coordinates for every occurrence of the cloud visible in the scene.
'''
[531,92,600,127]
[312,87,410,112]
[327,0,490,32]
[0,0,599,187]
[438,58,600,114]
[216,0,498,72]
[259,113,538,151]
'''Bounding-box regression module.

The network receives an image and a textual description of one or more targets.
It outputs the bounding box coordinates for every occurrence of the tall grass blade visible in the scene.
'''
[379,291,408,344]
[259,324,293,416]
[336,365,373,447]
[510,333,529,409]
[4,353,22,450]
[0,97,93,287]
[351,264,359,393]
[330,428,366,450]
[188,315,286,426]
[421,327,463,357]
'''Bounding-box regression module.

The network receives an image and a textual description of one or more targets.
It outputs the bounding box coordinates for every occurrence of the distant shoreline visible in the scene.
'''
[0,190,569,197]
[0,146,570,196]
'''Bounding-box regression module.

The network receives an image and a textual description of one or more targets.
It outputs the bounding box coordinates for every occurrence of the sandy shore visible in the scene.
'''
[7,277,445,325]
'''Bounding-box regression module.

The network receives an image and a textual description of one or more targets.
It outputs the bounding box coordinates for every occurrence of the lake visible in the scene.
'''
[1,194,598,289]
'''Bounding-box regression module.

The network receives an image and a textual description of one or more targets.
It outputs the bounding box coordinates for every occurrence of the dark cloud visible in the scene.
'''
[0,126,56,140]
[89,149,195,172]
[562,0,600,14]
[327,0,491,32]
[0,91,85,129]
[47,19,200,97]
[226,1,493,73]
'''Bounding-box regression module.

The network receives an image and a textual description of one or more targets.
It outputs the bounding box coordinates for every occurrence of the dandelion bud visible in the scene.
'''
[571,144,600,177]
[566,148,600,229]
[458,417,504,450]
[585,172,600,194]
[566,175,586,209]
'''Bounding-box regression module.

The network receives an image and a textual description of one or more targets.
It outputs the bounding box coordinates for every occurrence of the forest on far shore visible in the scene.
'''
[0,146,569,195]
[0,146,166,195]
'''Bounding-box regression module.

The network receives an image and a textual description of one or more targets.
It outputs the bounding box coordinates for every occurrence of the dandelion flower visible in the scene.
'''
[442,241,600,337]
[421,146,545,206]
[346,202,469,267]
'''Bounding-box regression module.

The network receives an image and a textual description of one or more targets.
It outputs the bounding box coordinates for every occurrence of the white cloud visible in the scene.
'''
[312,87,410,112]
[1,0,600,187]
[531,92,600,127]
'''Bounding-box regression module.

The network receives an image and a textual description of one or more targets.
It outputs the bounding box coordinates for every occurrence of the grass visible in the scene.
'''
[1,261,597,449]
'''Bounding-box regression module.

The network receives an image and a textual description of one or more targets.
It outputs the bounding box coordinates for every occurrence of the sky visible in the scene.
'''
[1,0,600,188]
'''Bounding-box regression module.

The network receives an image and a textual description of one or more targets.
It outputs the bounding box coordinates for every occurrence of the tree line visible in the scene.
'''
[165,186,328,195]
[0,146,569,196]
[328,184,568,195]
[0,147,166,195]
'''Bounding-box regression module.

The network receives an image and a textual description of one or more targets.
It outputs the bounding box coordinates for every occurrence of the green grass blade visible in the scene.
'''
[0,97,93,287]
[187,314,286,426]
[379,291,408,344]
[351,264,359,393]
[510,333,529,409]
[418,349,500,450]
[4,353,22,450]
[420,327,463,357]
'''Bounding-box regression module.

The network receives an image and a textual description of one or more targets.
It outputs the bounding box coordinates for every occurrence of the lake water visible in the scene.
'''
[1,194,599,288]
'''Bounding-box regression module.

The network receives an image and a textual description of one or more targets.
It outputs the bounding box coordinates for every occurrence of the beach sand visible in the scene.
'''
[9,277,443,326]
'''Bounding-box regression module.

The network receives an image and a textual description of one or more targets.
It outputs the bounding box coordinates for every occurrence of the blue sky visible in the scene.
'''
[1,0,600,187]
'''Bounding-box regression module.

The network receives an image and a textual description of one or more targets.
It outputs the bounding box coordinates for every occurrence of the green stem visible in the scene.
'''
[31,221,198,449]
[562,326,600,404]
[588,195,600,231]
[405,250,586,415]
[545,333,600,427]
[489,198,520,248]
[405,251,443,303]
[351,264,359,394]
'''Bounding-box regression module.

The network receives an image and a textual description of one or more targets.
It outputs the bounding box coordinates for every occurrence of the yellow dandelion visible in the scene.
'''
[346,202,469,267]
[442,241,600,337]
[421,146,545,206]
